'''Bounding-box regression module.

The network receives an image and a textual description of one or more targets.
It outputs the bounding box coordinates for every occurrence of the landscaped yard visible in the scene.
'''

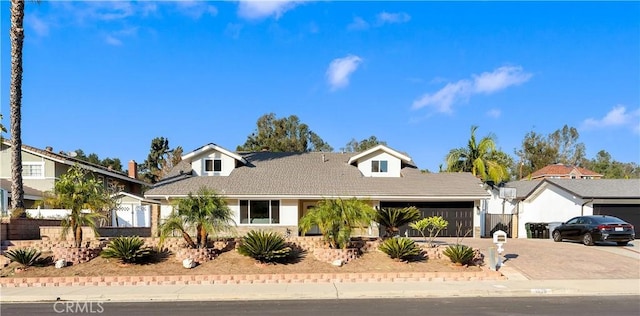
[0,247,481,278]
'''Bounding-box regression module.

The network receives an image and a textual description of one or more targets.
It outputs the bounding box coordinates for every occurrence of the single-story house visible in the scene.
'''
[0,140,148,216]
[144,143,491,238]
[484,178,640,238]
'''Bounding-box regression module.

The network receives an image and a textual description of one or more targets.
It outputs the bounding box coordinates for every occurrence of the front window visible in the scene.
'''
[371,160,388,173]
[205,159,222,172]
[22,163,44,178]
[239,200,280,224]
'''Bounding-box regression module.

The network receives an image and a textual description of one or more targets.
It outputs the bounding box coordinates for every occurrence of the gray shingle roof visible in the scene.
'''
[503,178,640,200]
[145,151,489,199]
[546,179,640,199]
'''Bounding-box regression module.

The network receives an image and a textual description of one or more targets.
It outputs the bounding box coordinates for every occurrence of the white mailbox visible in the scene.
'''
[492,230,508,269]
[493,230,507,245]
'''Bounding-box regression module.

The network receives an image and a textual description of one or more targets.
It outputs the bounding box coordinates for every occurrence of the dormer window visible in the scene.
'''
[205,159,222,172]
[372,160,388,173]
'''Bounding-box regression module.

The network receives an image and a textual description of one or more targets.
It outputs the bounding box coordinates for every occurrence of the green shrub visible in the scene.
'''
[379,237,421,261]
[443,244,475,265]
[101,236,152,264]
[237,230,291,263]
[3,248,42,267]
[375,207,421,238]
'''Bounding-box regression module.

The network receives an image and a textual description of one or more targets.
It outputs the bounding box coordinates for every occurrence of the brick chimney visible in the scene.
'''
[128,160,138,179]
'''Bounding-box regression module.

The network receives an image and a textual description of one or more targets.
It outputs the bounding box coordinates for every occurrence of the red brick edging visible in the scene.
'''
[0,269,505,287]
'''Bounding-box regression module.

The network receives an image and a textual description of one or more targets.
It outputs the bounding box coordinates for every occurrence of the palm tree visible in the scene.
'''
[445,125,509,183]
[10,0,26,211]
[51,165,110,248]
[159,187,235,249]
[299,198,376,249]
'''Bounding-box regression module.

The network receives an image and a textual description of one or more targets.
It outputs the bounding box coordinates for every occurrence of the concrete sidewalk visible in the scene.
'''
[1,278,639,302]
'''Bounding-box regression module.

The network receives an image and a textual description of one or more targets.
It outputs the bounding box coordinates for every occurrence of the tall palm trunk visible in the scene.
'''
[9,0,25,210]
[75,225,83,248]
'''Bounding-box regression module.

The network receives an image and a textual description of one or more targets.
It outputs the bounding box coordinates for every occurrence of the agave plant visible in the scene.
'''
[101,236,152,264]
[443,244,475,265]
[378,237,421,261]
[3,248,42,268]
[237,230,291,263]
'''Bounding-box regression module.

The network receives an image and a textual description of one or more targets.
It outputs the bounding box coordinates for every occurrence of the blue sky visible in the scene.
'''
[1,1,639,172]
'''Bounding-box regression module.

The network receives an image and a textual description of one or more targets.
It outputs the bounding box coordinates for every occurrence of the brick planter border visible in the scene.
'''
[0,268,505,287]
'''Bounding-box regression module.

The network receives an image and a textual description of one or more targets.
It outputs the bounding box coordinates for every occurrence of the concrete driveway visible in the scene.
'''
[434,237,640,280]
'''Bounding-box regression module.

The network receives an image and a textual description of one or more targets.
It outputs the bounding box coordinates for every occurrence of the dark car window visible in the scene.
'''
[591,216,625,224]
[566,217,580,224]
[582,218,592,225]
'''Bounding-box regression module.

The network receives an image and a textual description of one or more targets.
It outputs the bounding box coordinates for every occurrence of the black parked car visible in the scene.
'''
[552,215,635,246]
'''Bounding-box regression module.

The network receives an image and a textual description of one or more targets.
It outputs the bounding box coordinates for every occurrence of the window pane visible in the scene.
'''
[270,200,280,224]
[205,160,213,172]
[250,200,269,224]
[214,159,222,172]
[22,164,42,177]
[371,161,379,172]
[380,160,388,172]
[240,200,249,224]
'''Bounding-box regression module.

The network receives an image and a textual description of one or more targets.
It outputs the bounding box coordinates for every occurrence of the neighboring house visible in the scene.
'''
[144,143,490,238]
[528,163,603,180]
[0,140,148,215]
[485,179,640,238]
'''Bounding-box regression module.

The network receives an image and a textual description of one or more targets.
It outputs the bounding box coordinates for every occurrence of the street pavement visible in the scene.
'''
[1,239,638,302]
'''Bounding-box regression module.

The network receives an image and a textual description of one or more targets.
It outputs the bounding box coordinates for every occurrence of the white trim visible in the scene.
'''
[347,145,411,165]
[22,162,45,179]
[112,192,161,204]
[145,194,489,201]
[182,143,247,165]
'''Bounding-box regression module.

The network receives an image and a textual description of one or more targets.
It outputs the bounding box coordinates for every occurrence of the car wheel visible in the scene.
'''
[552,230,562,242]
[582,233,594,246]
[616,242,629,246]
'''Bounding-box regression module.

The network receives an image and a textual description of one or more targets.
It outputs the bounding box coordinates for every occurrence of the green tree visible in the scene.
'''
[51,165,111,248]
[160,145,183,177]
[72,149,123,172]
[516,125,588,178]
[237,113,333,152]
[9,0,27,211]
[299,198,376,249]
[344,136,387,152]
[583,150,640,179]
[159,187,235,249]
[140,137,182,184]
[409,216,448,246]
[549,125,586,165]
[516,130,558,178]
[445,126,509,183]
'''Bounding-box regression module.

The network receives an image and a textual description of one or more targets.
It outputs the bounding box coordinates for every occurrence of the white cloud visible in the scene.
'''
[472,66,532,94]
[411,80,471,113]
[349,11,410,31]
[174,1,218,19]
[582,106,640,133]
[486,109,502,118]
[412,65,532,113]
[326,55,363,91]
[105,35,123,46]
[237,1,303,20]
[376,11,411,25]
[27,15,49,37]
[347,17,369,31]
